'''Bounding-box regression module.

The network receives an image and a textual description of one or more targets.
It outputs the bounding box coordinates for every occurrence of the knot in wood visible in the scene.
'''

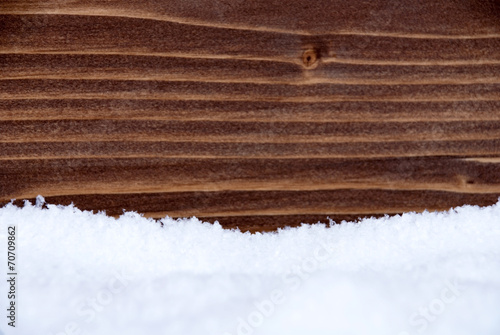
[302,49,318,68]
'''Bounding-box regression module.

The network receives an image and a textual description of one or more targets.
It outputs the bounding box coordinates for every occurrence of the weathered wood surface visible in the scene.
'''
[1,0,500,232]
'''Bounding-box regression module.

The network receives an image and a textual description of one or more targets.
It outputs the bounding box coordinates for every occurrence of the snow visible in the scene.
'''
[1,196,500,335]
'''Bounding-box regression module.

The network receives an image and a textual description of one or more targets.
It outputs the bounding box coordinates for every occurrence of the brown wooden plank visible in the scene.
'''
[1,1,499,231]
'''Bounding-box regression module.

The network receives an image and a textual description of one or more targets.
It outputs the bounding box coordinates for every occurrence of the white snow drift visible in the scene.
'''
[0,196,499,335]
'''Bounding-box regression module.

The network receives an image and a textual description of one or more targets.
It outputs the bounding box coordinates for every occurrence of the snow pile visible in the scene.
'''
[1,197,500,335]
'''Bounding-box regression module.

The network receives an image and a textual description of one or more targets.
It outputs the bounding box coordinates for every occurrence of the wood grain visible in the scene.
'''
[1,0,499,232]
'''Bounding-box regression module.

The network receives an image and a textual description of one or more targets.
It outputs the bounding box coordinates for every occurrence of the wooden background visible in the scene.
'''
[1,0,500,232]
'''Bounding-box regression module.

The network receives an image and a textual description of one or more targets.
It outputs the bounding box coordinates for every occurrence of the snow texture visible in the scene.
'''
[1,196,500,335]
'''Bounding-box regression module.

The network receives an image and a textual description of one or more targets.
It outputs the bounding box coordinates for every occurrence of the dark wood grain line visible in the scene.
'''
[1,99,499,122]
[316,62,500,84]
[1,79,499,102]
[1,140,500,160]
[1,120,500,143]
[4,51,500,67]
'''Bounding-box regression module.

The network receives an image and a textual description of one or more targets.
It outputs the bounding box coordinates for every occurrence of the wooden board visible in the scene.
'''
[1,0,500,232]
